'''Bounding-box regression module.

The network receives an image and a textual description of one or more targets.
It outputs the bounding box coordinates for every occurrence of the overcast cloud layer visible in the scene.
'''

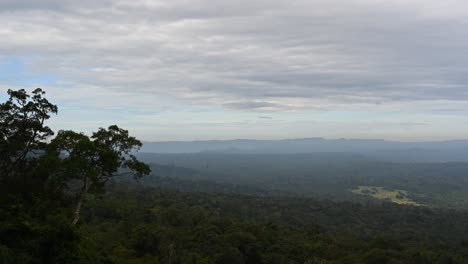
[1,0,468,140]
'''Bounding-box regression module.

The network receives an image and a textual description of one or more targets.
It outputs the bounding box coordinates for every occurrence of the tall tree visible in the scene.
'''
[45,126,151,225]
[0,88,150,262]
[0,88,150,224]
[0,88,57,180]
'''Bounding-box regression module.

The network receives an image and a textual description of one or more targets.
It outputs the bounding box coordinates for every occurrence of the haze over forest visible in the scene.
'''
[140,138,468,162]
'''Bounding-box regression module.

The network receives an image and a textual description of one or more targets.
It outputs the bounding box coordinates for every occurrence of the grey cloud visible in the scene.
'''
[1,0,468,113]
[224,101,283,111]
[0,0,114,13]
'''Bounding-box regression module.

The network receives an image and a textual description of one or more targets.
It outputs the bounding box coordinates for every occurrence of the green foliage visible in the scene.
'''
[0,88,150,262]
[44,126,150,196]
[137,153,468,209]
[0,88,57,179]
[75,183,468,264]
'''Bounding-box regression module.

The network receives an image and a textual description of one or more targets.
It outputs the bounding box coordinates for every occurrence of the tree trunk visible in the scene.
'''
[71,176,90,226]
[167,242,174,264]
[71,199,83,225]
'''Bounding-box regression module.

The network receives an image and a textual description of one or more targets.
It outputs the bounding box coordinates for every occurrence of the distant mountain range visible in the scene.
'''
[141,138,468,162]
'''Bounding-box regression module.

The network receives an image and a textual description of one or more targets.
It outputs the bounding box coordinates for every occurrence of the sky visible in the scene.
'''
[1,0,468,141]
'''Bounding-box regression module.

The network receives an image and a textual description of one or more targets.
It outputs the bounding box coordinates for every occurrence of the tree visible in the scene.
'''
[45,126,150,225]
[0,88,150,226]
[0,88,57,182]
[0,88,151,263]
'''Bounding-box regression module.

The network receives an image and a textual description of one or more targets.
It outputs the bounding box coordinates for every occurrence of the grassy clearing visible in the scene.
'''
[351,186,421,206]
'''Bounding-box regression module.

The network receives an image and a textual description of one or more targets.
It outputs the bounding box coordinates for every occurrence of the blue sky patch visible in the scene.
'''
[0,56,59,86]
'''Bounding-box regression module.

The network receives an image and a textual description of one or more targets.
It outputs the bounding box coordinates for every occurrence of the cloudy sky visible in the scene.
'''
[1,0,468,141]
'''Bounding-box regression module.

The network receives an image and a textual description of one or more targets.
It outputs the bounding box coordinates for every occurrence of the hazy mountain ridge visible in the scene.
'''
[142,138,468,162]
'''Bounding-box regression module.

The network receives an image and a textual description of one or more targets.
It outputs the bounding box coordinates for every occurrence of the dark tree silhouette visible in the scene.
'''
[0,88,57,180]
[45,126,150,225]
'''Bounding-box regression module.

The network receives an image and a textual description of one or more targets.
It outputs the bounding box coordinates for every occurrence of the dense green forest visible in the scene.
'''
[137,153,468,209]
[1,89,468,263]
[78,182,468,263]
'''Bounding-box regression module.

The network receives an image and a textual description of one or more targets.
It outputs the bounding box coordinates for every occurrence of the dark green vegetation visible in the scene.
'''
[79,183,468,263]
[0,89,150,263]
[1,89,468,263]
[138,153,468,209]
